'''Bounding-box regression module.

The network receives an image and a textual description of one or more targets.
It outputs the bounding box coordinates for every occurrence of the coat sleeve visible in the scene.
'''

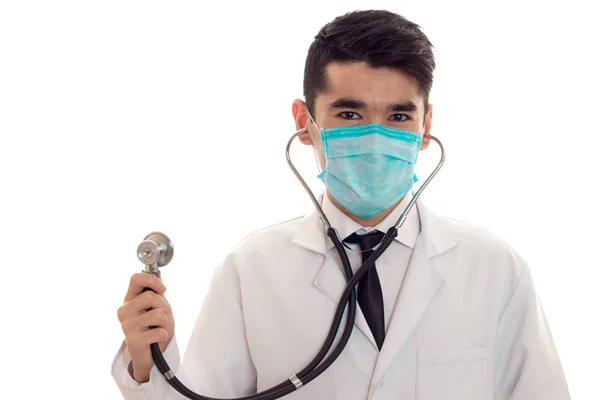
[493,265,571,399]
[110,333,182,400]
[111,262,258,399]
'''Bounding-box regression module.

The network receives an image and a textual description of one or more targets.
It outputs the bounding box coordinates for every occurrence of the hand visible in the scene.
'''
[117,272,175,383]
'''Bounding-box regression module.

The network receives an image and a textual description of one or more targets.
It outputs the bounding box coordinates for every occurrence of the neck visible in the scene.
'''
[326,191,405,228]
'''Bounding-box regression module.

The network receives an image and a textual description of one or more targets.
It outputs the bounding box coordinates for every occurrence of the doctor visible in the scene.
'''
[112,9,571,400]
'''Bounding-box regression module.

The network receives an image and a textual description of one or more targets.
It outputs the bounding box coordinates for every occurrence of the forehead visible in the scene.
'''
[318,61,423,110]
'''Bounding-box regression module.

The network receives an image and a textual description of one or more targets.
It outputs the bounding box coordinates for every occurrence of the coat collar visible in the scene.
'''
[321,190,420,250]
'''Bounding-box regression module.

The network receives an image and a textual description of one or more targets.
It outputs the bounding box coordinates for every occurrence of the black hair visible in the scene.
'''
[303,10,436,118]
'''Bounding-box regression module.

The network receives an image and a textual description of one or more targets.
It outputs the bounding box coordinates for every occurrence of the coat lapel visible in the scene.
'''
[370,235,443,384]
[292,197,379,349]
[371,196,461,385]
[313,254,379,349]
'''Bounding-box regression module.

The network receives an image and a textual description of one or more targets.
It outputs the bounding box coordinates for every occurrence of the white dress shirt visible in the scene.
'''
[321,190,420,333]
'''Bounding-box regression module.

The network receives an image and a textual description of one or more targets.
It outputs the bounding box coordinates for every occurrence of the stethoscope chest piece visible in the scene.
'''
[137,232,174,276]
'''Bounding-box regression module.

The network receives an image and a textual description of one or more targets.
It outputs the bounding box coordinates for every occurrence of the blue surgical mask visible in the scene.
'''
[312,120,423,219]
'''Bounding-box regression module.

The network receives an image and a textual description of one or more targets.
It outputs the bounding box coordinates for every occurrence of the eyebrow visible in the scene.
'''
[328,97,418,113]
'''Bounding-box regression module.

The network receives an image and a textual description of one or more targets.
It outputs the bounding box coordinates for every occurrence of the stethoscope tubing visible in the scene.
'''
[146,128,445,400]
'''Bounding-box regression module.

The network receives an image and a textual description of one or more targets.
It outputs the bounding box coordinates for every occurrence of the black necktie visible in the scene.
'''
[344,230,386,350]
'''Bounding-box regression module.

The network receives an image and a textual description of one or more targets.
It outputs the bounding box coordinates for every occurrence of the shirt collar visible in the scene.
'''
[321,190,421,249]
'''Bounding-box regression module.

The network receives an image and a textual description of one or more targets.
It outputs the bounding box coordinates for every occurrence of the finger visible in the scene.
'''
[126,326,170,348]
[133,290,172,316]
[118,290,172,322]
[122,308,169,334]
[125,273,166,302]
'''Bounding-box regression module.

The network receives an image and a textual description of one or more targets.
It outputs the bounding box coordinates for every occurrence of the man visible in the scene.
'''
[112,9,571,399]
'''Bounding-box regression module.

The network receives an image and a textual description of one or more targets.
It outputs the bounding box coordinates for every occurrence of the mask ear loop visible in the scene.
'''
[312,147,323,175]
[305,109,325,174]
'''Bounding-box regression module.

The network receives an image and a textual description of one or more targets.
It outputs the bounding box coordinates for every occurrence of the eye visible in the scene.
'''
[390,114,410,122]
[338,111,361,120]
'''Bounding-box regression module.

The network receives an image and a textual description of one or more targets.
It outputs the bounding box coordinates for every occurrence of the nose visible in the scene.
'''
[361,112,389,126]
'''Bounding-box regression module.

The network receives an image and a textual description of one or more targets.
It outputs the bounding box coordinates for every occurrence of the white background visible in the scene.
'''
[1,0,598,398]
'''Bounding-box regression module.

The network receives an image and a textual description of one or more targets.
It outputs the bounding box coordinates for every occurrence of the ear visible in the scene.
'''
[292,98,313,146]
[420,103,433,151]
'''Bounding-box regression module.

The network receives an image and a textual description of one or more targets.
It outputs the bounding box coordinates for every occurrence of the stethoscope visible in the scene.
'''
[135,127,445,400]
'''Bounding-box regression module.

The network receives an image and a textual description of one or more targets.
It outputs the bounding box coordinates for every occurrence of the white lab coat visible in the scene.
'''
[111,194,571,399]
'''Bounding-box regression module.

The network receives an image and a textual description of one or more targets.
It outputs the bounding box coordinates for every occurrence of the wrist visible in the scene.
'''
[129,361,150,384]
